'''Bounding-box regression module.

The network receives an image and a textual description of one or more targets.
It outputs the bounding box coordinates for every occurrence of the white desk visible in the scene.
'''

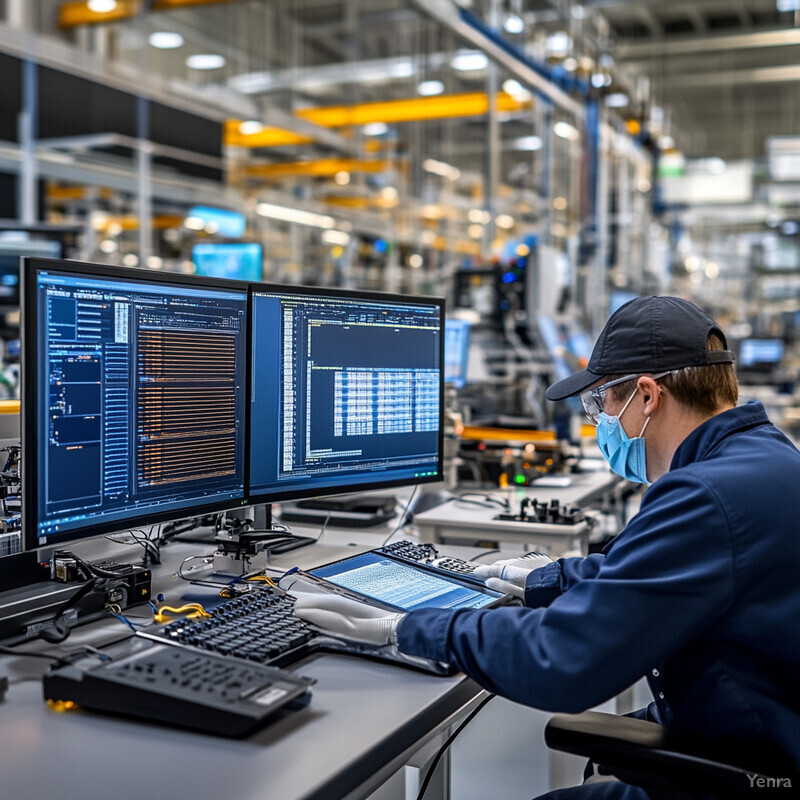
[413,471,620,554]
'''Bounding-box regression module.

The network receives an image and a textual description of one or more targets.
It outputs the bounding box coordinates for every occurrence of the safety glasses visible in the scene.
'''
[580,371,672,424]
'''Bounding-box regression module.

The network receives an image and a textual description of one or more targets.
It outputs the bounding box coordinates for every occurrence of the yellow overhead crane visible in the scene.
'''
[59,0,233,27]
[226,92,531,149]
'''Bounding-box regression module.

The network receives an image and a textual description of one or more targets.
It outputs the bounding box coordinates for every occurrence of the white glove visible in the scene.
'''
[292,593,405,647]
[472,554,552,598]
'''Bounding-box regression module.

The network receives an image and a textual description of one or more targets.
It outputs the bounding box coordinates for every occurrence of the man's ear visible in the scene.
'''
[637,376,662,416]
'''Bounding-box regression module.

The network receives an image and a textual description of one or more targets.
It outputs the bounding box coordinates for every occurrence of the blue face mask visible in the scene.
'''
[595,387,651,484]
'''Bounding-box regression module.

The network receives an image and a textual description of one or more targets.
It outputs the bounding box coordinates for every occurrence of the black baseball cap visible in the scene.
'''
[546,296,735,401]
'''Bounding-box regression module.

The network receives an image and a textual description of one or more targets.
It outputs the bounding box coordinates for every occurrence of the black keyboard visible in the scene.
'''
[143,589,316,667]
[43,639,314,737]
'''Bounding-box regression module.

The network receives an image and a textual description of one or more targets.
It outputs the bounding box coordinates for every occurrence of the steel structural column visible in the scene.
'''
[137,96,153,263]
[18,59,38,225]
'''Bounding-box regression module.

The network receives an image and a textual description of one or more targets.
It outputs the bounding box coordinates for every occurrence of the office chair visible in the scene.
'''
[544,711,797,800]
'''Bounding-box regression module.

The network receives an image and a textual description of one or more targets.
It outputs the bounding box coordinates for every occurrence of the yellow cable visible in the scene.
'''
[154,603,212,623]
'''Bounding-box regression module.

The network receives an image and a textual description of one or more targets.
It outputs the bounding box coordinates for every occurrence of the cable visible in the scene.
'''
[0,644,66,663]
[415,693,495,800]
[381,485,420,546]
[455,493,511,511]
[469,548,500,562]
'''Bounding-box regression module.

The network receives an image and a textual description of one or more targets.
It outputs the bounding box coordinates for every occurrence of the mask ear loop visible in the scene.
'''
[617,385,639,419]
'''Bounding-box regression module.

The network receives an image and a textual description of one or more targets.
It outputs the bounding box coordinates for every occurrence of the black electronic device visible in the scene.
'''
[304,550,505,611]
[247,286,445,508]
[379,539,438,562]
[280,495,398,528]
[42,638,314,737]
[495,497,585,525]
[21,258,249,552]
[0,559,151,644]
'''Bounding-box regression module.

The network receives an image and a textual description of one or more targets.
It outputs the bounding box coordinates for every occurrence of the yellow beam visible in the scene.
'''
[224,120,312,148]
[59,0,140,27]
[297,91,530,128]
[461,425,557,443]
[240,158,389,179]
[226,91,531,149]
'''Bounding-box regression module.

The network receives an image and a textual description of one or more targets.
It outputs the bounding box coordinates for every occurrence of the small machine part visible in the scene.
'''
[495,497,585,525]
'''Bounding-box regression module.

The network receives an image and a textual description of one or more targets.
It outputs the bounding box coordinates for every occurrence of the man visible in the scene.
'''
[290,297,800,798]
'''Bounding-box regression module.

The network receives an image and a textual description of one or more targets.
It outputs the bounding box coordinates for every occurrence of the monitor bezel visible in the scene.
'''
[21,256,251,552]
[244,282,446,507]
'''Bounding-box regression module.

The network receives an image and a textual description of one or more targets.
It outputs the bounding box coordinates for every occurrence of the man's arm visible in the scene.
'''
[399,472,735,712]
[524,553,606,607]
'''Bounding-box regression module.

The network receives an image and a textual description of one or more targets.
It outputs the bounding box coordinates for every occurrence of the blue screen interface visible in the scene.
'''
[192,242,262,282]
[444,318,471,388]
[309,552,499,611]
[249,290,442,499]
[33,269,248,545]
[739,338,784,368]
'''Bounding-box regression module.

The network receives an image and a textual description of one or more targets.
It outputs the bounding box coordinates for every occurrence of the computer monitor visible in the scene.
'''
[187,206,247,238]
[0,237,62,310]
[192,242,263,282]
[248,286,444,503]
[444,317,471,388]
[738,338,784,371]
[22,258,249,551]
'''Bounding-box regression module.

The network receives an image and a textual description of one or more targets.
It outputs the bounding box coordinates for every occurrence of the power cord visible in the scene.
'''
[415,693,495,800]
[381,485,419,546]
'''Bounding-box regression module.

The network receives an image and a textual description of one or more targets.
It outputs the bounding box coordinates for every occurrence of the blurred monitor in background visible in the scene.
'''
[192,242,263,282]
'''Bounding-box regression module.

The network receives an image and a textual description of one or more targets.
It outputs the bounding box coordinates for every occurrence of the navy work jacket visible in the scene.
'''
[398,401,800,771]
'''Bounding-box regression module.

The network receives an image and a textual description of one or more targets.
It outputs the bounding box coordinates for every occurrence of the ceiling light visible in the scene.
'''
[87,0,117,12]
[186,54,226,70]
[502,79,531,101]
[468,224,483,238]
[562,57,578,72]
[554,121,579,141]
[684,256,702,273]
[417,80,444,96]
[363,122,388,136]
[571,5,587,19]
[495,214,515,229]
[255,202,335,229]
[184,216,205,231]
[545,32,571,57]
[451,50,488,72]
[468,209,490,224]
[605,92,629,108]
[238,120,264,135]
[704,261,720,279]
[148,31,184,49]
[503,14,524,34]
[408,254,423,269]
[388,60,415,78]
[146,256,163,269]
[553,197,567,210]
[322,230,351,246]
[590,73,606,89]
[423,158,461,181]
[333,171,350,186]
[513,135,543,151]
[658,135,675,150]
[121,254,139,267]
[99,239,117,253]
[380,186,399,202]
[420,230,437,245]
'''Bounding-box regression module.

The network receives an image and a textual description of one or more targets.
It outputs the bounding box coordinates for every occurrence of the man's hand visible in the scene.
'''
[472,554,552,598]
[292,593,405,647]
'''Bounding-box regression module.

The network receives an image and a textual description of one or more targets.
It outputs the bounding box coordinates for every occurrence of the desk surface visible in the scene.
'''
[413,470,620,552]
[0,538,483,800]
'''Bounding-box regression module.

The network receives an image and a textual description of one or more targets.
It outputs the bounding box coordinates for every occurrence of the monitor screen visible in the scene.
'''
[187,206,247,238]
[22,258,249,550]
[444,317,471,388]
[738,338,784,369]
[248,287,444,503]
[192,242,263,282]
[308,551,500,611]
[0,238,62,309]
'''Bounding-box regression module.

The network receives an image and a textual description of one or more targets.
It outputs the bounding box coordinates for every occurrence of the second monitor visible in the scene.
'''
[248,287,444,503]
